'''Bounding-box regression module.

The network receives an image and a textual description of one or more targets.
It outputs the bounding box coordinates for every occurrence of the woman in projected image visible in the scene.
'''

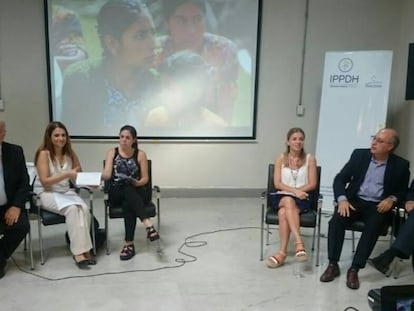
[61,0,158,136]
[34,122,95,269]
[157,0,239,123]
[265,128,317,269]
[102,125,159,261]
[144,50,227,133]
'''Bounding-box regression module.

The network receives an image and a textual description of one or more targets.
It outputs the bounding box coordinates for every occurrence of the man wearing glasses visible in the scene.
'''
[319,128,410,290]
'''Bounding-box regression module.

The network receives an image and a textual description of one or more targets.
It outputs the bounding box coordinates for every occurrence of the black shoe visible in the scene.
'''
[73,256,90,270]
[87,258,97,265]
[120,244,135,261]
[146,226,160,242]
[367,256,391,275]
[0,259,5,279]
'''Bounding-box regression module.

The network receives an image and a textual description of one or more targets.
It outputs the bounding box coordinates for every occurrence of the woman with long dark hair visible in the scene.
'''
[35,121,95,269]
[102,125,159,261]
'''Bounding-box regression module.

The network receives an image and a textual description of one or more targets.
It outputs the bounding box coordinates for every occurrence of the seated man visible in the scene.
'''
[0,120,30,278]
[319,128,410,289]
[368,179,414,274]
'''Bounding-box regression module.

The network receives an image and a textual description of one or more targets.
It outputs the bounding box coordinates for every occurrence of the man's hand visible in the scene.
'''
[405,201,414,213]
[337,200,355,217]
[376,197,394,213]
[4,206,21,226]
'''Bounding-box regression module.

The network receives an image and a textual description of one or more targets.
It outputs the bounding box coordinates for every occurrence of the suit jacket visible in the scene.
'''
[333,148,410,203]
[406,180,414,202]
[1,142,29,210]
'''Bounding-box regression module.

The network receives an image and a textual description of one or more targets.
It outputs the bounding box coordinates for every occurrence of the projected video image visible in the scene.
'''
[45,0,261,139]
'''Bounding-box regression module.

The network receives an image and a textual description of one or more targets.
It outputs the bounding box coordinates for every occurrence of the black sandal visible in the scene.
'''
[146,226,160,241]
[120,244,135,261]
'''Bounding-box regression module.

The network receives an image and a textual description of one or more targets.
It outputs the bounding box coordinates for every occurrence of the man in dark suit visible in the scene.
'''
[319,128,410,289]
[0,120,30,278]
[368,179,414,274]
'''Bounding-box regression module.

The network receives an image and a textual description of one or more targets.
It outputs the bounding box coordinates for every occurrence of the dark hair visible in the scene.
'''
[97,0,149,54]
[34,121,75,165]
[162,0,205,21]
[120,125,138,149]
[159,49,212,80]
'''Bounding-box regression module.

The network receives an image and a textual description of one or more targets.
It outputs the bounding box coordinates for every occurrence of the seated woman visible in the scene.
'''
[34,122,95,269]
[265,127,317,268]
[101,125,159,261]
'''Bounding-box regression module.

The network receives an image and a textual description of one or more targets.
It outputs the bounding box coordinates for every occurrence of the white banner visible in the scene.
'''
[315,51,393,208]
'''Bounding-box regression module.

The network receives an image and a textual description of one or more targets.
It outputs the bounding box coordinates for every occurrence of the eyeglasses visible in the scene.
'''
[371,136,392,145]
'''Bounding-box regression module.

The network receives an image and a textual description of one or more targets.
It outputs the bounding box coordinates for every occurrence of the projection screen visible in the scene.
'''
[45,0,261,139]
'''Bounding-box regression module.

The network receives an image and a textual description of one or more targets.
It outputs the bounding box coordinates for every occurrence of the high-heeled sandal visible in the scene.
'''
[265,251,287,268]
[146,226,160,241]
[120,244,135,261]
[295,242,307,262]
[73,255,90,270]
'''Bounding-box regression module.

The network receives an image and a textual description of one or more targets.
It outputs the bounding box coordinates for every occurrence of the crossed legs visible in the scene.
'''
[266,197,306,268]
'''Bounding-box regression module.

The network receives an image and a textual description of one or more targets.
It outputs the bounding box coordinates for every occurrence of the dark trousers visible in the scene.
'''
[393,211,414,257]
[327,198,390,269]
[109,184,148,242]
[0,207,30,263]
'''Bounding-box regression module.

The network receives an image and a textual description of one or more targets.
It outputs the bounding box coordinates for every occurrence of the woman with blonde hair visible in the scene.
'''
[265,127,317,268]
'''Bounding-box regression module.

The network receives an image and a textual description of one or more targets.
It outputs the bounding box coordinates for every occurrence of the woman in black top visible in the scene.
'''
[102,125,159,260]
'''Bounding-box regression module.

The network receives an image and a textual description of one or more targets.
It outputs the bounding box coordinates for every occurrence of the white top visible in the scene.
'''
[35,153,86,210]
[281,154,310,189]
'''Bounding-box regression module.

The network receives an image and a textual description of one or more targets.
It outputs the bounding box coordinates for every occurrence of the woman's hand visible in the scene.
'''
[294,190,309,200]
[131,178,140,187]
[67,168,78,180]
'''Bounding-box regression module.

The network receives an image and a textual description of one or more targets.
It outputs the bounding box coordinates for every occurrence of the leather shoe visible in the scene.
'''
[320,264,340,282]
[346,268,360,290]
[0,259,6,279]
[367,257,391,275]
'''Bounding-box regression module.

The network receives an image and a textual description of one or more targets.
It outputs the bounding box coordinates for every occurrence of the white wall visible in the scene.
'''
[0,0,411,193]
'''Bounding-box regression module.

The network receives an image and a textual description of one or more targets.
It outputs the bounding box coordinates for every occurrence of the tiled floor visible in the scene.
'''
[1,197,413,311]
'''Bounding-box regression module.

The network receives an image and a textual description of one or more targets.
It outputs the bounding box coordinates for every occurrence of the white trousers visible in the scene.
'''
[39,191,92,255]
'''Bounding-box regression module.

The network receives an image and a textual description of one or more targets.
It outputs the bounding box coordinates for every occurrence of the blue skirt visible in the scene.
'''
[270,192,311,213]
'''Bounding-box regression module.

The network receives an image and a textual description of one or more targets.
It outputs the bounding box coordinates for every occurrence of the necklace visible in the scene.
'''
[288,156,300,188]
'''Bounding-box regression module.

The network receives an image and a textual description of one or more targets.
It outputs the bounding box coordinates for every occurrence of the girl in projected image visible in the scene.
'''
[34,122,95,270]
[265,128,318,269]
[102,125,159,261]
[61,0,159,136]
[144,50,227,132]
[157,0,239,123]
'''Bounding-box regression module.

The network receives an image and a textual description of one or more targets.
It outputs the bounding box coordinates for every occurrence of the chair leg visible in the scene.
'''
[105,203,110,255]
[156,196,161,253]
[28,222,34,270]
[38,216,45,265]
[260,202,265,261]
[316,206,322,267]
[89,192,96,255]
[351,231,355,253]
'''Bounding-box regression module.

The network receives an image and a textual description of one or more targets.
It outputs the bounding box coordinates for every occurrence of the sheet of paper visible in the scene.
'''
[76,172,102,186]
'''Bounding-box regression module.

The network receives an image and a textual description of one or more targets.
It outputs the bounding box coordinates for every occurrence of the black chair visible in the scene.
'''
[23,162,36,270]
[30,181,96,265]
[334,193,397,254]
[103,159,161,254]
[260,164,322,266]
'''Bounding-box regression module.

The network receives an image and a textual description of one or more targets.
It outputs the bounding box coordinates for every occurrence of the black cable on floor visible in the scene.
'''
[11,226,261,281]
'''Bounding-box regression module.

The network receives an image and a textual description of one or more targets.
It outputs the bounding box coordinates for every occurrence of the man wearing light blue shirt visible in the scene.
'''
[319,128,410,290]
